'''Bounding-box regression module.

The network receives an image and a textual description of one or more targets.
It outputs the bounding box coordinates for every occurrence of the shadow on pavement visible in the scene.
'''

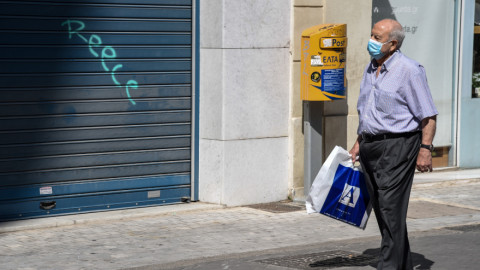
[362,248,435,269]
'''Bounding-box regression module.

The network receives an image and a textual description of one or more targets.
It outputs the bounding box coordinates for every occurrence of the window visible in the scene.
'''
[472,1,480,98]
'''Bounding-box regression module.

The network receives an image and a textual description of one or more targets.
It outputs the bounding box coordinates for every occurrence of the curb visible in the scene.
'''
[0,202,225,234]
[412,177,480,189]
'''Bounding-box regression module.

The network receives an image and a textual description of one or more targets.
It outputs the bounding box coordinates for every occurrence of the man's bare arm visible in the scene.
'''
[417,116,436,172]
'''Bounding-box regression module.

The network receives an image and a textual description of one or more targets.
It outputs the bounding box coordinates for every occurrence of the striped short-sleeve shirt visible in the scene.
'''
[357,50,438,135]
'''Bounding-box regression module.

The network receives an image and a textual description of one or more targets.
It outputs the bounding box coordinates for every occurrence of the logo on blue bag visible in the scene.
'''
[319,164,369,227]
[339,184,360,207]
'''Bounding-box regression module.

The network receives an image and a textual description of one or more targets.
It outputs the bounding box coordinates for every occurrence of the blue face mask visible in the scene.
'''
[367,39,390,60]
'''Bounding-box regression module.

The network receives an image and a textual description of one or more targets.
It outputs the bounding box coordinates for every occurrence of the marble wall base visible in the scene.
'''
[199,137,289,206]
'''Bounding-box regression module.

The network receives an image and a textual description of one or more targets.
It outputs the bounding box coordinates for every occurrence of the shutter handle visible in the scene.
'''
[40,201,56,210]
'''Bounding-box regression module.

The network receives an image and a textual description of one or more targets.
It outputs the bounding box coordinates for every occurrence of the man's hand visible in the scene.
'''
[416,148,432,172]
[349,135,361,163]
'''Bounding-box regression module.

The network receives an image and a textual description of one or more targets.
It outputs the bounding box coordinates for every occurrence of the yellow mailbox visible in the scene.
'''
[301,24,347,101]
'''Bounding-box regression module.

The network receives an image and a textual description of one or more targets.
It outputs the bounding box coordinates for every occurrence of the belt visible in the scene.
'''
[361,131,420,143]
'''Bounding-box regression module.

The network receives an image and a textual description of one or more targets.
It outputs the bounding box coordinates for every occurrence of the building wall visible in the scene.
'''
[288,0,324,200]
[323,0,372,154]
[199,0,291,206]
[289,0,372,200]
[198,0,376,205]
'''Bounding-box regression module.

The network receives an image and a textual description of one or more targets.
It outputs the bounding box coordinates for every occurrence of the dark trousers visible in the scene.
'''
[359,132,421,270]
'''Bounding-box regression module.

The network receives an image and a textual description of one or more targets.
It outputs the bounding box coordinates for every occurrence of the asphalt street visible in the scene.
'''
[153,224,480,270]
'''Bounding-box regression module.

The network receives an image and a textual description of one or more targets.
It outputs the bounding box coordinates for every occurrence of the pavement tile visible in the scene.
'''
[0,175,480,269]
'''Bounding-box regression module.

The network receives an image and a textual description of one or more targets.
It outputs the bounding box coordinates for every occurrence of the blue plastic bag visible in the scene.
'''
[306,146,372,229]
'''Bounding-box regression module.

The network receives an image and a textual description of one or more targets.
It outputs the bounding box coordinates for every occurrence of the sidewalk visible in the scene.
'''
[0,169,479,270]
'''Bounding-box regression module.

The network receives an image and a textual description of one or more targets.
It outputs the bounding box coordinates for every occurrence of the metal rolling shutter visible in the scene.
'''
[0,0,194,220]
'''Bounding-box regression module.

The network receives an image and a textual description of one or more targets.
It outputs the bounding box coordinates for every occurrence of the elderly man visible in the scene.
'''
[349,19,437,269]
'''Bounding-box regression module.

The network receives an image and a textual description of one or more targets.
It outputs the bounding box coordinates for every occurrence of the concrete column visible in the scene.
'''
[199,0,291,206]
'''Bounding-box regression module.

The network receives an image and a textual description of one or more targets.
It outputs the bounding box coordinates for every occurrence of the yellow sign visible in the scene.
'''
[301,24,347,101]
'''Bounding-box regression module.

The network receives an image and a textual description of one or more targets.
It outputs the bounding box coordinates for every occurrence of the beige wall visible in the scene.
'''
[289,0,372,200]
[288,0,324,199]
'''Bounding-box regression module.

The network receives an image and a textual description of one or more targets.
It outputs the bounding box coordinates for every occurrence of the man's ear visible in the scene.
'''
[390,40,398,52]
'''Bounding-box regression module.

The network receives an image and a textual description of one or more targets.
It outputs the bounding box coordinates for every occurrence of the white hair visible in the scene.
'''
[389,24,405,50]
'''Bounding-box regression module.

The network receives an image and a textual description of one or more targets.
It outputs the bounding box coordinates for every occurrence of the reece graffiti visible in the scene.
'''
[61,20,138,105]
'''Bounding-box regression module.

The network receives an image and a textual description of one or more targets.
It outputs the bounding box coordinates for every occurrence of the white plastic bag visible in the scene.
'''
[306,146,372,229]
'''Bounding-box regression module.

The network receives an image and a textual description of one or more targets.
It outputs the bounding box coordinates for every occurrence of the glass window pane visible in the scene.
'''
[472,0,480,98]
